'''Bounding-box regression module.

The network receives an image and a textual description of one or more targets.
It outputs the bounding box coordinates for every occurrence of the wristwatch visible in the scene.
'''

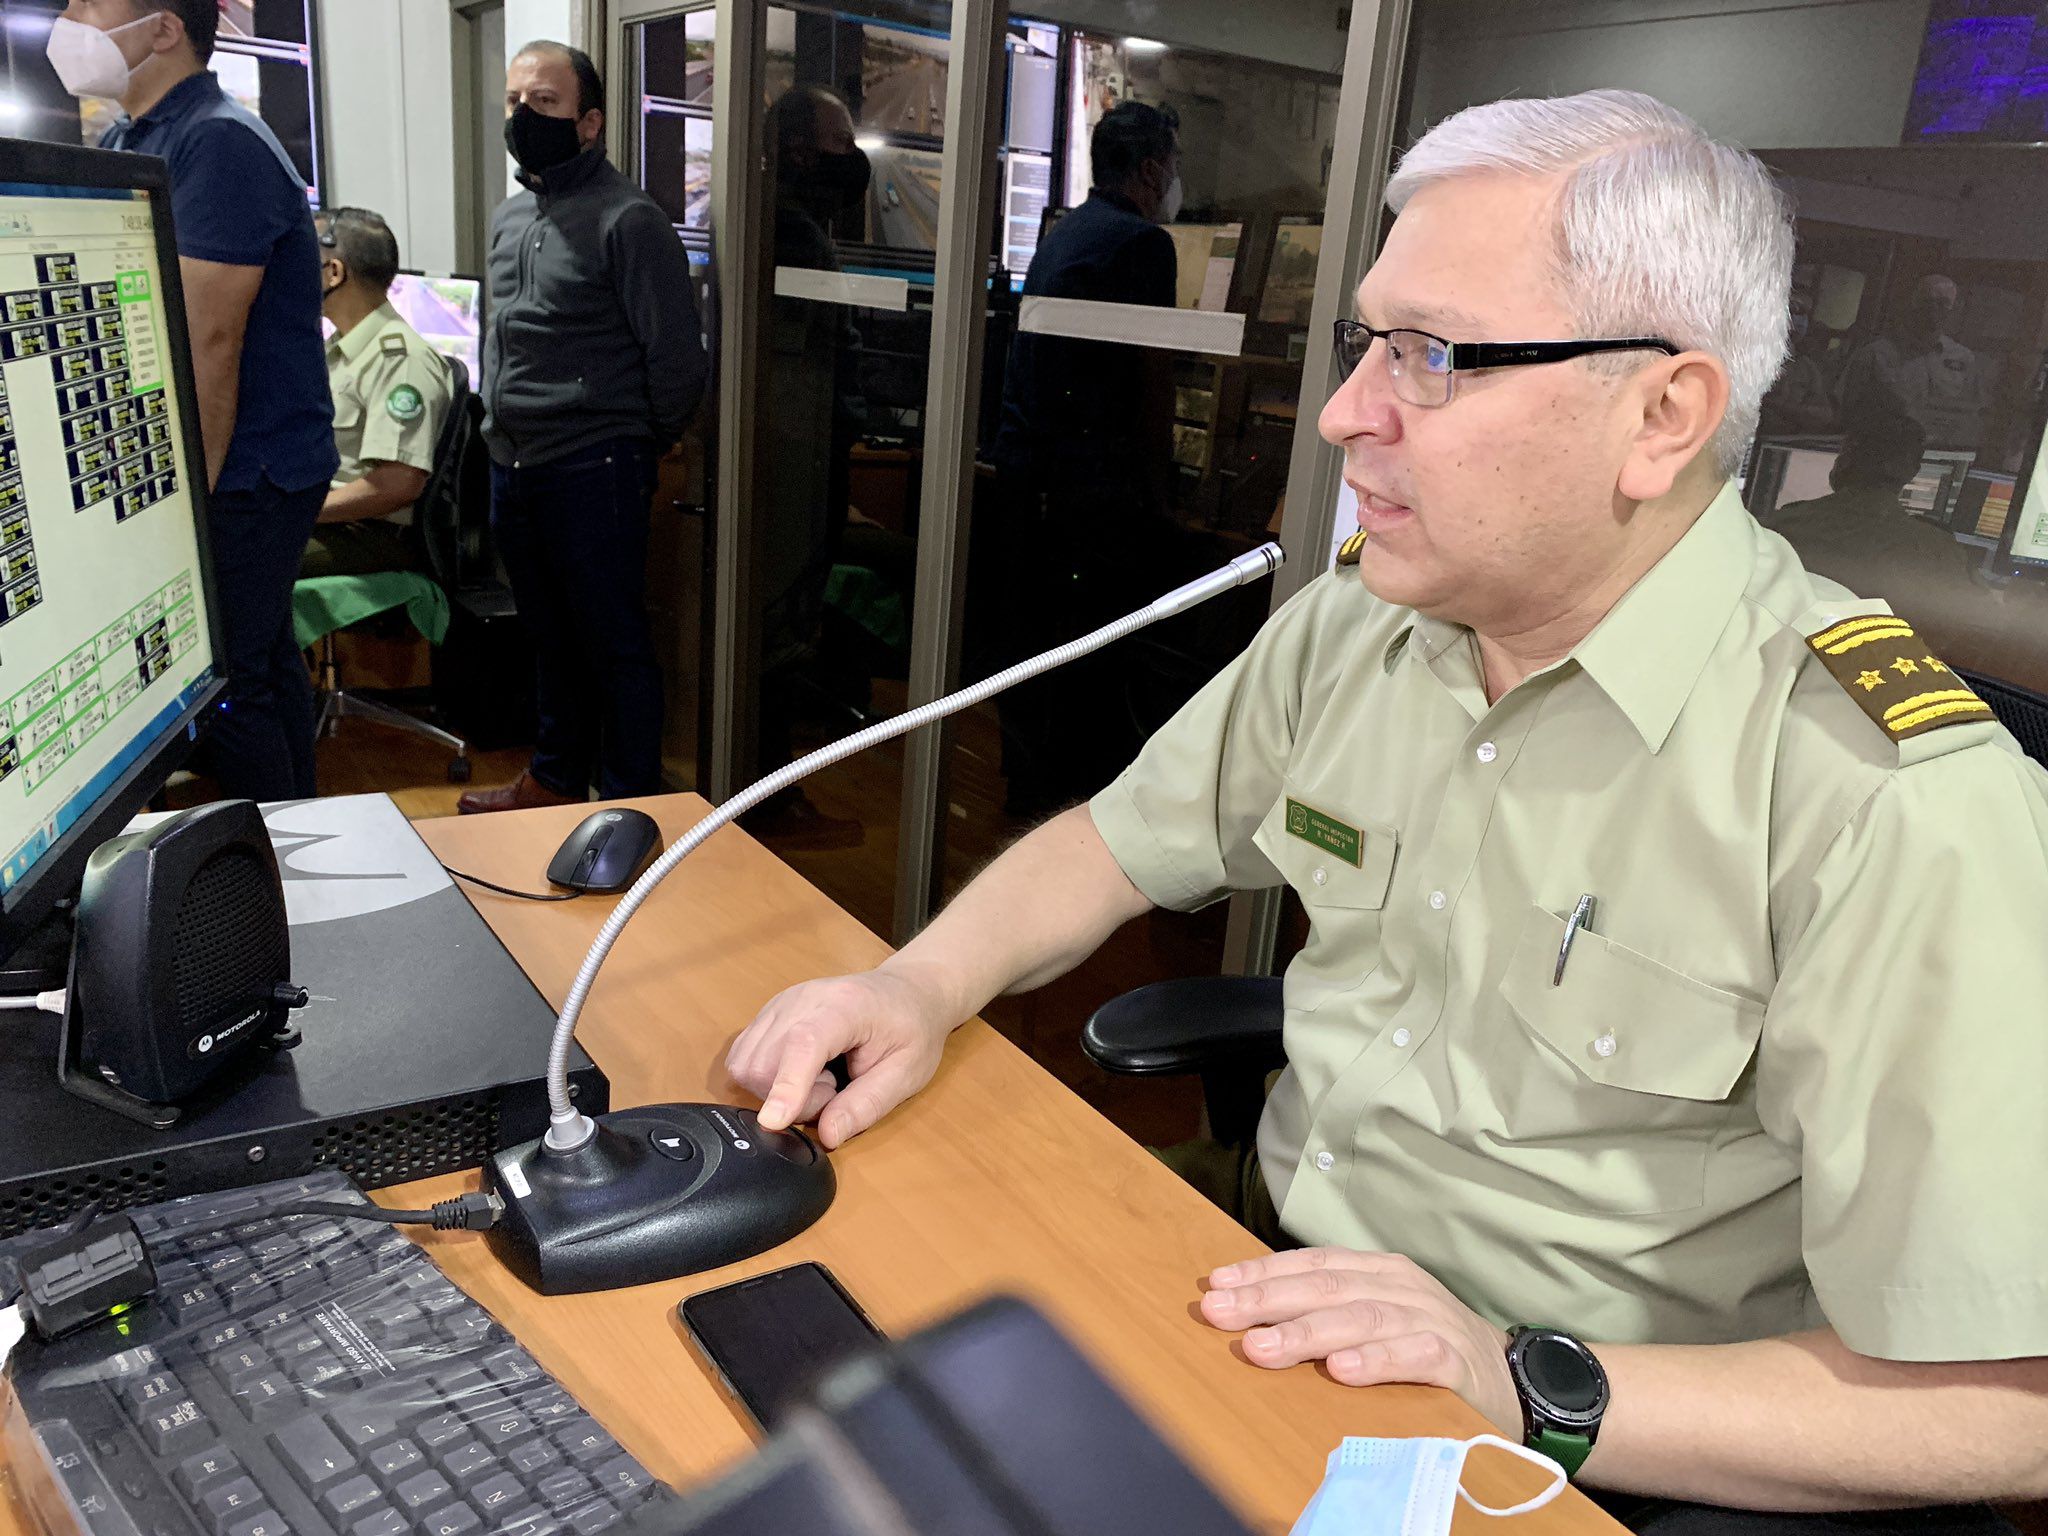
[1505,1326,1609,1479]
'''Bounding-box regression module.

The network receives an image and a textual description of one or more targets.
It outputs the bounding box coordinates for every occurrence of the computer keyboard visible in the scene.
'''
[0,1172,673,1536]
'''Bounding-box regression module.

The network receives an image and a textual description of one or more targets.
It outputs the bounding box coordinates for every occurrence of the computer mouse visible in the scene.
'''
[485,1104,837,1294]
[546,808,662,893]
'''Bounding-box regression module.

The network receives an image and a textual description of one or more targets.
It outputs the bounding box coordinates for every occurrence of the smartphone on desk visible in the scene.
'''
[679,1261,885,1430]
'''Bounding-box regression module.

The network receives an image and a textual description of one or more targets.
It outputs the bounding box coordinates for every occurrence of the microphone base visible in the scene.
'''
[482,1103,836,1295]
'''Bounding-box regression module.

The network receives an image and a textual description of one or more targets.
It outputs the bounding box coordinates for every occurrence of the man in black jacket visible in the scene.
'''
[460,40,708,813]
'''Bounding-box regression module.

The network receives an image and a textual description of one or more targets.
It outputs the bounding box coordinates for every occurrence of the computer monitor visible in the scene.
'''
[1900,448,1974,525]
[0,141,224,970]
[385,271,483,388]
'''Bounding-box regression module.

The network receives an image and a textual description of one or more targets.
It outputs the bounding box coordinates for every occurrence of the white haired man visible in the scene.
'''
[726,90,2048,1525]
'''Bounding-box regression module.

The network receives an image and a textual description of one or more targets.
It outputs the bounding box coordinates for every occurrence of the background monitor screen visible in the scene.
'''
[0,179,217,895]
[385,274,483,387]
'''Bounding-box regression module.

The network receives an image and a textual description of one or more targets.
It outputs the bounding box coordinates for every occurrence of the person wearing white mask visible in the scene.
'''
[986,99,1189,818]
[49,0,336,803]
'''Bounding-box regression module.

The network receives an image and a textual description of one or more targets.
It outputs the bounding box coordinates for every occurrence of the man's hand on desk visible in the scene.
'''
[726,964,953,1149]
[1199,1248,1521,1435]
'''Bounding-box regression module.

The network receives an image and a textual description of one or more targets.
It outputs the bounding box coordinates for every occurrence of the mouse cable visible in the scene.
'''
[443,865,578,902]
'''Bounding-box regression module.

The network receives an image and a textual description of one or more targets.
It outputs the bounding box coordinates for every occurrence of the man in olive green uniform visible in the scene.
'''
[302,207,452,578]
[725,90,2048,1525]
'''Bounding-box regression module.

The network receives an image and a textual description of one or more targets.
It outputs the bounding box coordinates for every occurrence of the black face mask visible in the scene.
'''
[788,147,872,214]
[505,104,585,175]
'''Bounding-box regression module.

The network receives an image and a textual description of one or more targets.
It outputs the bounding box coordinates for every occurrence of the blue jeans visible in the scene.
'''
[489,438,664,799]
[198,479,323,801]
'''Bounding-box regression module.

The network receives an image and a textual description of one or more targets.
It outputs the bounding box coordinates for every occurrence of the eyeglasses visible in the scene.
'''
[1331,319,1679,408]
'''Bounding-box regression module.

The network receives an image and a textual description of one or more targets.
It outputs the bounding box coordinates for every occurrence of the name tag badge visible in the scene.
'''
[1284,798,1363,868]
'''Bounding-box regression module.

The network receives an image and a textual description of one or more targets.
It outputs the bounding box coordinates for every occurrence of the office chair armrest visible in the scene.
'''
[1081,977,1285,1077]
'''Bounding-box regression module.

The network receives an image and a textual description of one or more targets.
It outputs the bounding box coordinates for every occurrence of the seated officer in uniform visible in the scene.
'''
[728,89,2048,1527]
[302,207,453,579]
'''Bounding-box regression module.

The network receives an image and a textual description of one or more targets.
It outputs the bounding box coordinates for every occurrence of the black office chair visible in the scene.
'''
[1953,667,2048,767]
[305,357,484,782]
[1084,667,2048,1145]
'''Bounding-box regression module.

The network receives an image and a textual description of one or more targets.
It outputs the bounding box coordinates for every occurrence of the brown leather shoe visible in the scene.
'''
[456,769,582,816]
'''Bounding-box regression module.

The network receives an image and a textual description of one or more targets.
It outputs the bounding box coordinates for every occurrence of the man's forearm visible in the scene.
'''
[191,333,241,490]
[320,464,426,525]
[878,804,1152,1027]
[1588,1329,2048,1510]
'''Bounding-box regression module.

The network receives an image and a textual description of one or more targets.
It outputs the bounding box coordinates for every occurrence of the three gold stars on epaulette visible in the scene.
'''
[1856,656,1949,691]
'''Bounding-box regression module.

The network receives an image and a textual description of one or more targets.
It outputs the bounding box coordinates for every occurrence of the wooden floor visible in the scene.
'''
[180,685,1214,1154]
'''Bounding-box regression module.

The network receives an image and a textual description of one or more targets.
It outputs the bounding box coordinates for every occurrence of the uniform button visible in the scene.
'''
[1314,1151,1335,1173]
[1591,1032,1617,1059]
[1311,866,1328,886]
[1392,1028,1411,1048]
[1428,890,1447,910]
[1476,741,1498,764]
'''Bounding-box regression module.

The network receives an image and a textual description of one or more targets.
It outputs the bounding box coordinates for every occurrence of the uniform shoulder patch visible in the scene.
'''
[1335,530,1368,567]
[386,384,425,424]
[379,332,409,356]
[1805,614,1991,741]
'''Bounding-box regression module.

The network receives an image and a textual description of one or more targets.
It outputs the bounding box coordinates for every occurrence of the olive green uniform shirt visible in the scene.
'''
[1091,483,2048,1361]
[326,301,452,525]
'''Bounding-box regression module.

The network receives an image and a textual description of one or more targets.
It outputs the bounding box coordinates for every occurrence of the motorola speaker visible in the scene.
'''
[59,799,308,1128]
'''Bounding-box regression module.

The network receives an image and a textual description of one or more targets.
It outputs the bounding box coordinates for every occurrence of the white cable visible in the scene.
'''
[539,542,1285,1149]
[0,990,67,1014]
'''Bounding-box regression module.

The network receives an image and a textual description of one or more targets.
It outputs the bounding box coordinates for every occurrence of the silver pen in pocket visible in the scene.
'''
[1553,893,1597,986]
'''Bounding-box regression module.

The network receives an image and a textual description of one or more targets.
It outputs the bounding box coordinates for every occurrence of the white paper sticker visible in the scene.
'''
[498,1157,531,1200]
[1018,296,1246,357]
[772,266,911,312]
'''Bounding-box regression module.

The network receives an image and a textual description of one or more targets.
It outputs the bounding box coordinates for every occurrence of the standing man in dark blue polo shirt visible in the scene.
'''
[51,0,337,801]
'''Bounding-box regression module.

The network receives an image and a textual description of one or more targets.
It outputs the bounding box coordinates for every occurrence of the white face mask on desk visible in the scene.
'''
[1289,1434,1567,1536]
[45,15,157,101]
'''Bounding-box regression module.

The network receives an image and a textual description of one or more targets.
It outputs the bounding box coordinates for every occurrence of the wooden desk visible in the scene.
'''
[2,798,1620,1536]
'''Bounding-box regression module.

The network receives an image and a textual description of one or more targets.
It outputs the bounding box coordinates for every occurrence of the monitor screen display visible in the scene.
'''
[385,273,483,388]
[0,181,216,895]
[1904,2,2048,143]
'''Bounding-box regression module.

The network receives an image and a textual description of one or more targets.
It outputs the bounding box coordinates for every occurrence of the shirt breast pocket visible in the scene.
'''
[1480,903,1766,1215]
[1253,795,1397,1015]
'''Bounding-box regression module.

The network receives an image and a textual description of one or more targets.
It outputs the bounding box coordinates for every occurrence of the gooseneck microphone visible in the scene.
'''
[485,542,1284,1293]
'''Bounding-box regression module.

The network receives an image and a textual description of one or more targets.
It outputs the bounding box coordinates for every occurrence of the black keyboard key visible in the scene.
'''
[202,1476,266,1535]
[269,1327,324,1363]
[164,1283,225,1325]
[439,1313,496,1350]
[214,1347,273,1391]
[396,1470,454,1512]
[291,1355,352,1392]
[474,1409,531,1450]
[470,1472,524,1518]
[534,1472,590,1512]
[245,1303,302,1334]
[144,1399,212,1459]
[567,1504,620,1536]
[331,1404,403,1451]
[369,1439,424,1485]
[423,1506,481,1536]
[588,1460,650,1500]
[250,1233,298,1267]
[481,1349,540,1388]
[524,1391,578,1429]
[271,1416,358,1491]
[417,1413,467,1451]
[554,1425,616,1466]
[120,1371,188,1424]
[174,1447,240,1501]
[231,1375,296,1424]
[506,1440,559,1479]
[436,1441,496,1485]
[196,1249,250,1283]
[320,1475,383,1521]
[352,1511,408,1536]
[224,1511,290,1536]
[498,1507,562,1536]
[197,1321,246,1354]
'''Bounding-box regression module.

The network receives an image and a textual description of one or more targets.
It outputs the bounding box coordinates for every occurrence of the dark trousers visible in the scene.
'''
[489,438,664,799]
[197,479,322,801]
[1155,1139,2018,1536]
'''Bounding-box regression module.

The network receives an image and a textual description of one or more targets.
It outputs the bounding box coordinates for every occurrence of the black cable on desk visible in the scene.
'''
[443,866,578,902]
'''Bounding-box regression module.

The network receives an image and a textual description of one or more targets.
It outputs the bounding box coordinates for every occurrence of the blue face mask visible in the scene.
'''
[1289,1434,1567,1536]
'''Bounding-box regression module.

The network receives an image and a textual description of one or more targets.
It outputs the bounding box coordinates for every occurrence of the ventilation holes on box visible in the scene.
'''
[0,1159,171,1237]
[308,1095,500,1187]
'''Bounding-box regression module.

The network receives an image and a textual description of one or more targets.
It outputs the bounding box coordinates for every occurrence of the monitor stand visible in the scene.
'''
[0,903,75,995]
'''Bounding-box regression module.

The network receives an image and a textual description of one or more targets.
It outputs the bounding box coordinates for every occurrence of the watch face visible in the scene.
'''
[1525,1337,1601,1412]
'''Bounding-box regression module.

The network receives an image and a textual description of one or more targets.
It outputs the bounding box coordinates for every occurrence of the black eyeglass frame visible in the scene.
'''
[1331,318,1680,403]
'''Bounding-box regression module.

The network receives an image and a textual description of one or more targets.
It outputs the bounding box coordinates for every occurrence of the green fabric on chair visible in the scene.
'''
[293,572,451,650]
